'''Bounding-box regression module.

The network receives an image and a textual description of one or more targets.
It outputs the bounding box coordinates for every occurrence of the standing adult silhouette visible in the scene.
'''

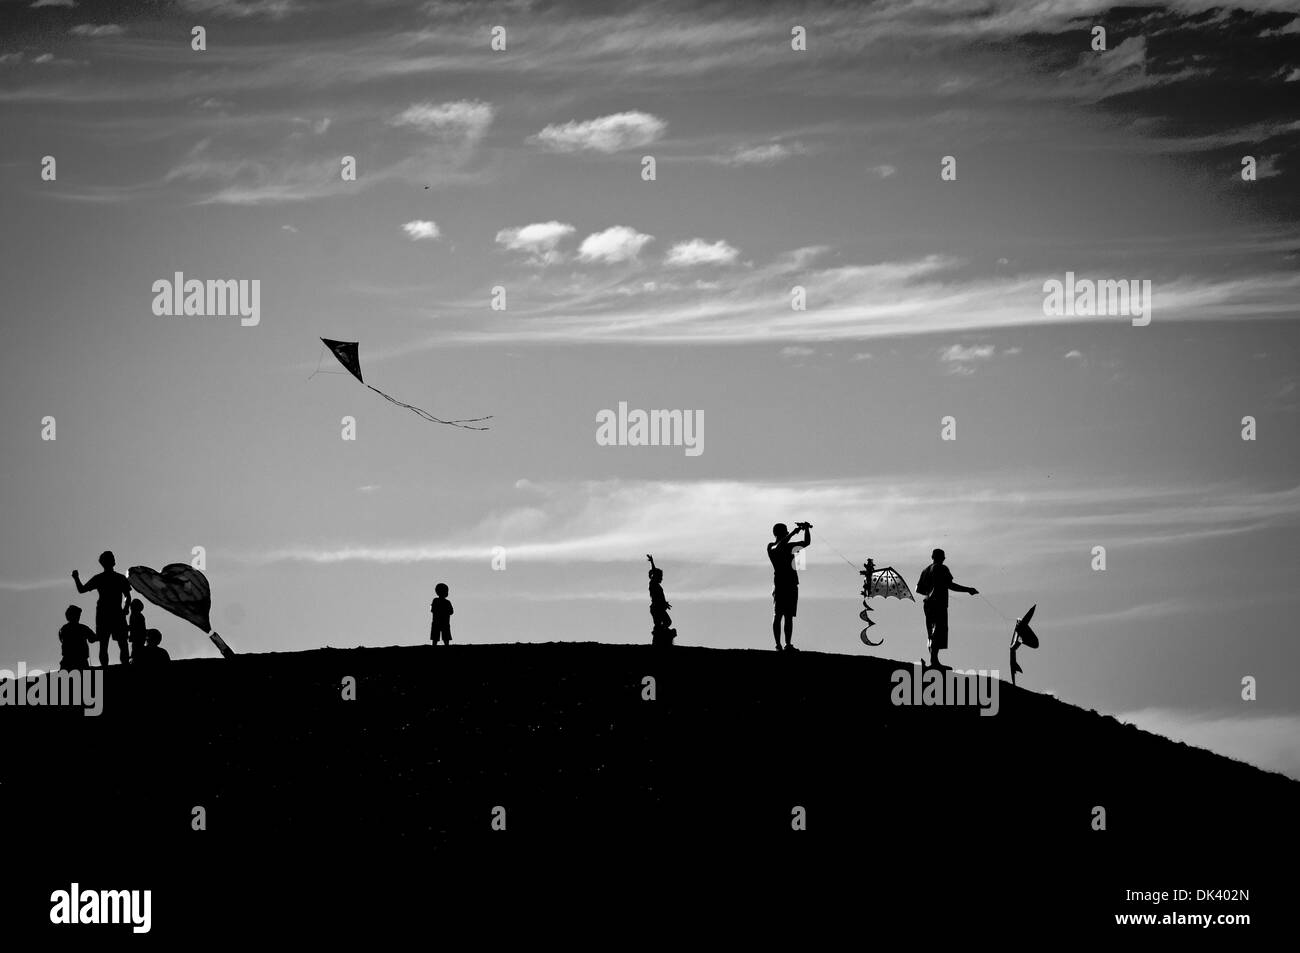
[916,548,978,671]
[72,551,131,667]
[768,522,811,652]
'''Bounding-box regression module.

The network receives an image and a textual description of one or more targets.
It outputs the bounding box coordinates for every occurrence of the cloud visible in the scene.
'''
[442,249,1300,346]
[781,345,816,358]
[941,344,995,362]
[401,220,441,241]
[939,343,996,374]
[291,116,331,135]
[281,224,298,233]
[1250,155,1281,179]
[495,221,575,266]
[162,98,496,204]
[851,352,873,361]
[665,239,739,267]
[69,24,124,38]
[177,0,300,18]
[4,50,83,67]
[31,0,76,7]
[717,142,807,166]
[533,111,665,154]
[578,226,654,264]
[867,164,897,178]
[391,100,494,143]
[243,477,1300,571]
[1064,349,1084,360]
[0,577,68,592]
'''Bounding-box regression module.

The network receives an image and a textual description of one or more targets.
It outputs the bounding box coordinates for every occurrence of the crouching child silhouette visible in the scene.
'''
[430,583,453,645]
[58,605,95,671]
[134,629,171,667]
[646,555,677,647]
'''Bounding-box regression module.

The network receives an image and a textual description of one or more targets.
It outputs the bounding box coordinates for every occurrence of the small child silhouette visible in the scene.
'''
[127,599,147,663]
[58,605,95,671]
[646,555,677,647]
[135,628,171,667]
[430,583,454,645]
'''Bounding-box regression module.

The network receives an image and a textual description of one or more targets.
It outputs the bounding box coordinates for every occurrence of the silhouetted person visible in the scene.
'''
[916,548,978,671]
[768,522,811,651]
[646,555,677,647]
[430,583,453,645]
[134,628,171,667]
[58,605,94,672]
[127,599,148,664]
[72,551,130,667]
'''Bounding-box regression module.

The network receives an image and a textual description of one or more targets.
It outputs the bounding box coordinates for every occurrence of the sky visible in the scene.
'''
[1,0,1298,777]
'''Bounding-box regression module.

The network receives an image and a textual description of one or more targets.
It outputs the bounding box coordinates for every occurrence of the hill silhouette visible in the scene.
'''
[5,642,1291,935]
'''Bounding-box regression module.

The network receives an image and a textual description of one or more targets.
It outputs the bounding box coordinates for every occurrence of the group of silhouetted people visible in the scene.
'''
[61,551,170,671]
[57,539,978,670]
[641,523,980,666]
[764,524,979,666]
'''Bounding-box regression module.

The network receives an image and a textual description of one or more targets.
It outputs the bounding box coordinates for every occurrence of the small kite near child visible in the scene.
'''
[315,338,493,431]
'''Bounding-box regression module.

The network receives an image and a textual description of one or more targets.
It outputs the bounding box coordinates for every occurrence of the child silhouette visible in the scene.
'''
[127,599,147,663]
[58,605,95,671]
[646,555,677,647]
[430,583,454,645]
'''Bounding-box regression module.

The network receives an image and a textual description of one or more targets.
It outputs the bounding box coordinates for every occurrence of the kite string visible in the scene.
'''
[978,592,1014,623]
[808,527,861,571]
[307,343,325,381]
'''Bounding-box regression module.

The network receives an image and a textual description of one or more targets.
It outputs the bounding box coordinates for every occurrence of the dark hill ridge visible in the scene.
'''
[5,641,1294,850]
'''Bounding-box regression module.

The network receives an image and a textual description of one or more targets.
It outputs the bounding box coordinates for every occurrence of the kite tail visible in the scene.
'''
[366,385,492,430]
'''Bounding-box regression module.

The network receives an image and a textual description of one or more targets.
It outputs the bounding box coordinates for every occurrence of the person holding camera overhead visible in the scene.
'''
[767,522,812,653]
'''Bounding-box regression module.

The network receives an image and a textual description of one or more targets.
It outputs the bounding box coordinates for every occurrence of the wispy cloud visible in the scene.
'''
[390,100,494,144]
[178,0,300,19]
[69,24,124,38]
[441,249,1300,346]
[0,577,69,593]
[713,142,808,166]
[665,239,739,267]
[242,477,1300,570]
[532,111,665,154]
[160,99,496,204]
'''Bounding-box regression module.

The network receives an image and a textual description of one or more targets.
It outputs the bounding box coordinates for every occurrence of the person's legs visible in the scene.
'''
[927,607,950,669]
[98,634,109,668]
[772,613,782,648]
[784,586,798,648]
[117,637,129,665]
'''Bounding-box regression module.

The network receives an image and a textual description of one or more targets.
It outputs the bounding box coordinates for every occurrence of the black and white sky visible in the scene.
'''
[1,0,1298,775]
